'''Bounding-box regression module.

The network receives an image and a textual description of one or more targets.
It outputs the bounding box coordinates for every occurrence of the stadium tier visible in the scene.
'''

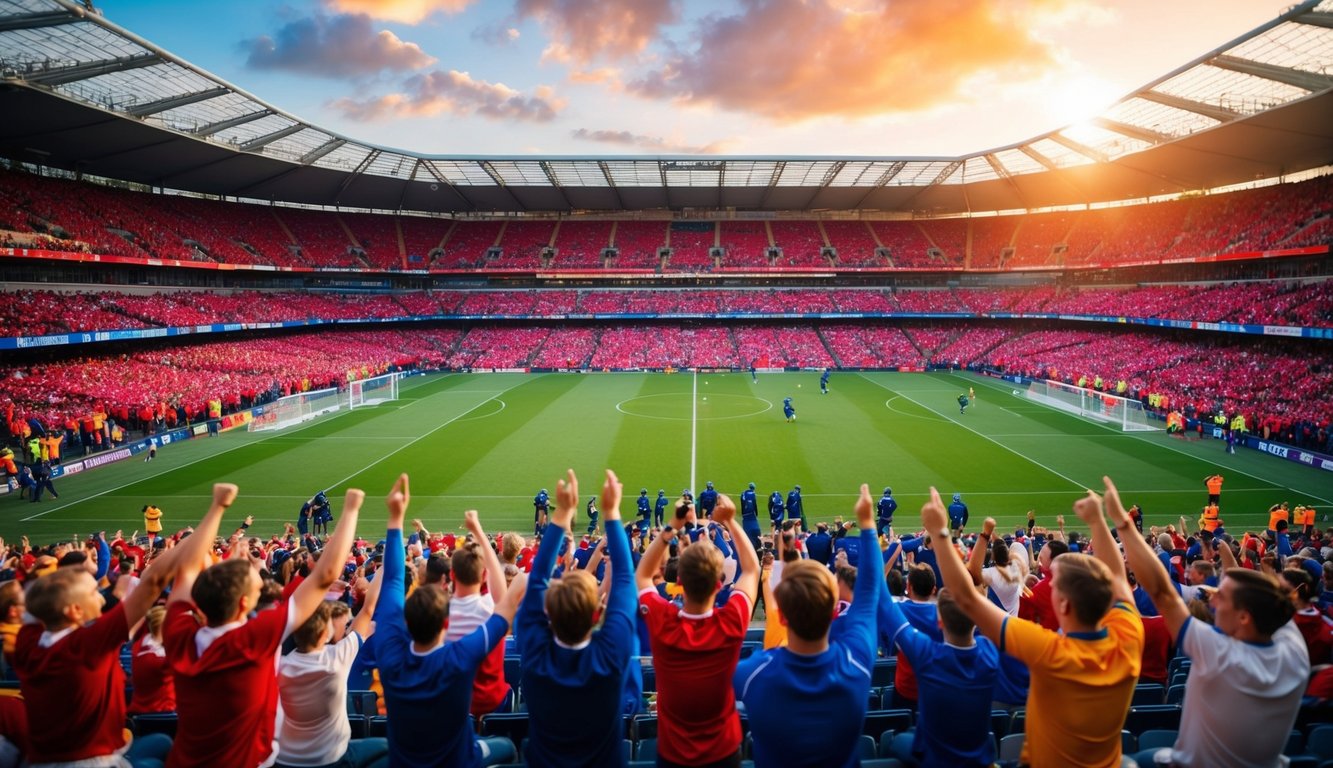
[3,169,1330,273]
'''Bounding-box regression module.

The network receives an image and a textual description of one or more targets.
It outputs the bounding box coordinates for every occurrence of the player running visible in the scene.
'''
[783,397,796,422]
[958,393,970,414]
[820,368,831,394]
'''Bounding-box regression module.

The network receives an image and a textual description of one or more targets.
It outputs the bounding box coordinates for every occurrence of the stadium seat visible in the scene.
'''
[739,640,761,658]
[480,712,530,743]
[862,709,914,738]
[1137,729,1178,751]
[867,688,881,710]
[1285,729,1306,756]
[346,690,378,716]
[1132,683,1165,706]
[1121,730,1137,753]
[872,658,897,687]
[635,737,656,760]
[860,759,907,768]
[990,710,1011,738]
[745,627,765,643]
[1165,683,1186,705]
[631,714,657,740]
[1009,709,1026,734]
[1305,725,1333,761]
[1123,704,1182,735]
[369,715,388,738]
[348,714,369,739]
[999,733,1025,762]
[1166,657,1190,678]
[131,713,178,738]
[503,656,522,685]
[857,734,878,761]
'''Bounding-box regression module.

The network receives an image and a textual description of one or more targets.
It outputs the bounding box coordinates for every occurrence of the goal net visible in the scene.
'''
[249,387,346,432]
[349,372,401,409]
[1023,379,1155,432]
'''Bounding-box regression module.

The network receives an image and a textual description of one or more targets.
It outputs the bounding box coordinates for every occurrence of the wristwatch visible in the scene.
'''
[933,528,951,540]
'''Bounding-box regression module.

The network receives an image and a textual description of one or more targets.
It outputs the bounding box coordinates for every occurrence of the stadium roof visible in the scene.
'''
[0,0,1331,215]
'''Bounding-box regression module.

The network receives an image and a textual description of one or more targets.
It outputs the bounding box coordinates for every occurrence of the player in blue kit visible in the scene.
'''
[877,487,897,535]
[654,490,669,528]
[739,482,761,549]
[948,493,969,535]
[301,491,330,536]
[636,489,651,532]
[783,397,796,422]
[958,393,969,414]
[533,488,550,535]
[697,481,718,518]
[768,491,785,528]
[820,368,830,394]
[735,484,882,768]
[585,496,599,535]
[786,485,805,529]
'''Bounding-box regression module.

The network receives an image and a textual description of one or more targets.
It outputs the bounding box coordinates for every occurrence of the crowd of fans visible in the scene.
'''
[0,469,1328,767]
[4,168,1328,272]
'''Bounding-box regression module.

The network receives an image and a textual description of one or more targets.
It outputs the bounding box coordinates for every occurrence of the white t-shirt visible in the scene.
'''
[1170,618,1309,767]
[445,592,496,642]
[276,631,363,766]
[982,562,1026,615]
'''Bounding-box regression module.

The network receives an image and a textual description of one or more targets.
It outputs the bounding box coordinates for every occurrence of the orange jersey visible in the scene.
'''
[1205,475,1223,495]
[1268,508,1289,531]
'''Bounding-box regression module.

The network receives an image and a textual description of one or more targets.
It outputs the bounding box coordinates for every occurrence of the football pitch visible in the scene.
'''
[8,371,1332,542]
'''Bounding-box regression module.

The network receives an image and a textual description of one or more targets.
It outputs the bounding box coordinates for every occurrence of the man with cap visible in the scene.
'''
[637,488,652,532]
[697,481,718,518]
[948,493,969,535]
[877,487,898,535]
[786,485,805,529]
[654,489,669,528]
[740,483,761,549]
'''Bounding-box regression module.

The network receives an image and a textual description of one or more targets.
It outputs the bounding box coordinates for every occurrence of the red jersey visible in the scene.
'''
[1139,615,1172,685]
[639,588,751,764]
[1294,609,1333,667]
[1023,576,1060,631]
[128,634,176,714]
[14,603,129,762]
[164,599,291,768]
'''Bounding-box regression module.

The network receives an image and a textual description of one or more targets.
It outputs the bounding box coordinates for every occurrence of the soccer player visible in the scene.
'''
[750,364,757,383]
[876,486,897,535]
[637,490,758,766]
[1204,473,1223,506]
[957,393,969,414]
[637,488,652,532]
[164,486,365,768]
[697,480,718,518]
[29,458,57,502]
[15,493,202,766]
[735,484,882,768]
[969,385,976,408]
[786,484,805,528]
[654,489,669,528]
[783,396,796,422]
[947,492,968,534]
[518,468,636,767]
[740,482,761,549]
[586,495,599,535]
[301,491,329,536]
[1101,476,1308,768]
[768,490,785,528]
[142,504,163,546]
[373,475,527,767]
[820,368,830,394]
[533,487,550,535]
[922,485,1143,768]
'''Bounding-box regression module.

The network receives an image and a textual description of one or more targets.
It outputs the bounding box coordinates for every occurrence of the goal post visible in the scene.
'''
[349,372,401,409]
[248,386,346,432]
[1023,379,1156,432]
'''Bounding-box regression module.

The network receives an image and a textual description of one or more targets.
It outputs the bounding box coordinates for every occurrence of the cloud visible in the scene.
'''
[325,0,475,24]
[242,13,435,79]
[626,0,1080,121]
[472,22,521,46]
[331,70,565,121]
[570,127,735,154]
[515,0,679,64]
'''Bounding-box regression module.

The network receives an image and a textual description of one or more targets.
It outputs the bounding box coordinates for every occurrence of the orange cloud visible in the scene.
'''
[242,13,435,79]
[516,0,679,64]
[331,70,565,121]
[570,127,735,154]
[326,0,475,24]
[628,0,1079,121]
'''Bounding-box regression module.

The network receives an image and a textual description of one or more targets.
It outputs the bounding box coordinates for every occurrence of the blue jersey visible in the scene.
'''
[785,490,803,519]
[783,403,796,417]
[739,490,758,520]
[947,500,968,527]
[877,494,897,523]
[654,493,669,517]
[636,494,651,520]
[534,491,550,512]
[697,488,718,515]
[768,493,785,523]
[820,371,830,385]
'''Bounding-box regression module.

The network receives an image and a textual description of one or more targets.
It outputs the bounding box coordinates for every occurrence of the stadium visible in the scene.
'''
[1,0,1332,765]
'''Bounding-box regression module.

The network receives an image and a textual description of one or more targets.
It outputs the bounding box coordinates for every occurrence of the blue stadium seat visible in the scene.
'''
[862,709,913,738]
[1121,730,1137,753]
[1166,656,1190,678]
[860,760,907,768]
[990,710,1011,738]
[480,712,530,744]
[739,640,761,659]
[1009,709,1026,734]
[867,688,881,710]
[642,666,657,693]
[635,737,656,760]
[1306,725,1333,762]
[368,716,388,737]
[745,627,764,643]
[1136,729,1178,751]
[856,734,877,761]
[1285,729,1306,756]
[503,656,522,686]
[1123,704,1182,735]
[998,733,1025,763]
[872,658,897,687]
[131,713,178,738]
[631,714,657,740]
[1131,683,1165,706]
[347,714,369,739]
[1165,683,1186,705]
[346,689,377,716]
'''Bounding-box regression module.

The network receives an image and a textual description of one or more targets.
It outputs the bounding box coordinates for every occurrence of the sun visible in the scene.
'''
[1043,73,1124,126]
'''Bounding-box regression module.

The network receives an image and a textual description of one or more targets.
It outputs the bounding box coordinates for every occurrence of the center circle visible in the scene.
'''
[616,393,773,421]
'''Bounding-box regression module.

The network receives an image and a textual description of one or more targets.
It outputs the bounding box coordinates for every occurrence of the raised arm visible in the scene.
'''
[635,526,677,592]
[921,487,1007,643]
[1102,476,1186,636]
[1216,533,1239,572]
[464,510,506,604]
[349,563,385,639]
[713,493,758,605]
[168,483,239,606]
[1071,488,1133,605]
[375,474,411,622]
[967,518,996,586]
[600,470,634,617]
[290,489,365,629]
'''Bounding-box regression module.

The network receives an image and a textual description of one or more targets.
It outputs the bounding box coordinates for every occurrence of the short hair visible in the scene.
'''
[906,563,936,599]
[1052,554,1115,627]
[674,498,691,520]
[991,539,1011,567]
[328,601,351,622]
[678,543,724,603]
[886,569,905,597]
[544,570,599,645]
[425,553,451,585]
[1046,540,1070,559]
[403,584,450,645]
[835,565,857,592]
[291,601,333,651]
[1282,568,1314,601]
[26,568,93,627]
[0,581,24,618]
[936,588,975,637]
[1190,561,1216,578]
[1156,533,1173,551]
[1226,569,1294,636]
[451,543,484,587]
[774,560,836,642]
[501,534,524,564]
[192,559,254,627]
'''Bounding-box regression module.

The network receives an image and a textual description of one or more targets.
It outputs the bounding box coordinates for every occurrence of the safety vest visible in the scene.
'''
[1200,505,1221,532]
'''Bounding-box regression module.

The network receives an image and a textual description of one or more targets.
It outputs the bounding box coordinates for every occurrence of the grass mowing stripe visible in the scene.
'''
[691,369,698,493]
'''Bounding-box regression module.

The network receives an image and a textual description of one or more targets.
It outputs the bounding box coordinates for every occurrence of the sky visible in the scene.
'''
[97,0,1287,157]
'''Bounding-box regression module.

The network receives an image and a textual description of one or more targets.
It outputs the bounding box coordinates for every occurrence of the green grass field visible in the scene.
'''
[9,370,1332,543]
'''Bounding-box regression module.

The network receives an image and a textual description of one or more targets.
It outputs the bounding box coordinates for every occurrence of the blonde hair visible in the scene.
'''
[1052,554,1115,627]
[678,543,724,603]
[145,605,167,639]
